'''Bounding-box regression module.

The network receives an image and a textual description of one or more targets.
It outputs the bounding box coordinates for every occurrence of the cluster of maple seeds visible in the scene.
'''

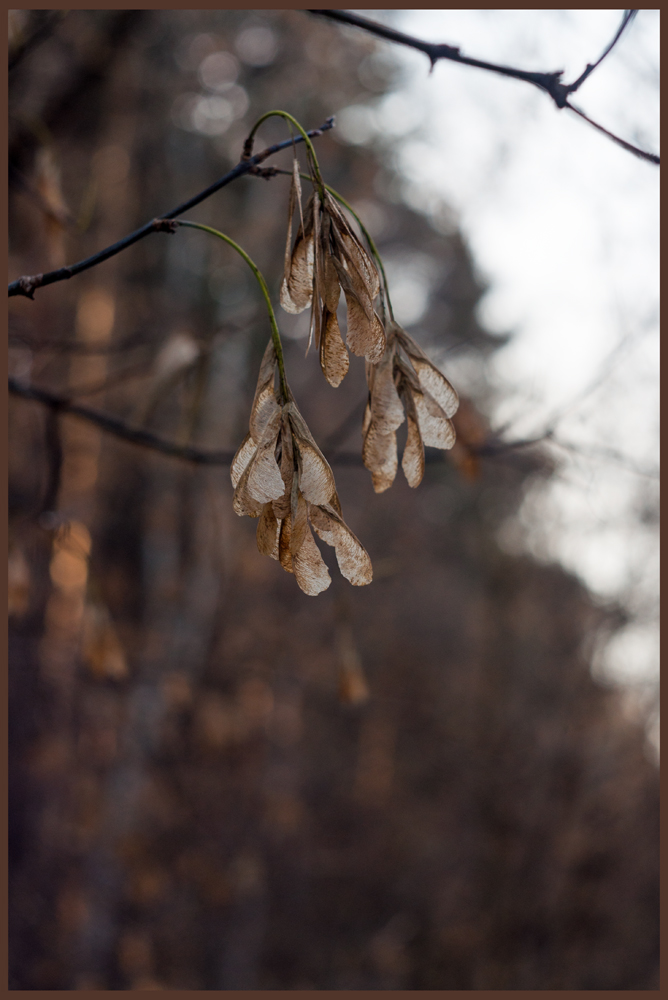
[231,164,459,595]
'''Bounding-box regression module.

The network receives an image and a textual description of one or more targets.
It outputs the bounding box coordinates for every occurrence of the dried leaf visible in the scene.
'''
[256,503,280,560]
[319,308,349,388]
[309,503,373,587]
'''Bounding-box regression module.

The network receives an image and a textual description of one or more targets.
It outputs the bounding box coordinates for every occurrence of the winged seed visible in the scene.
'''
[320,309,349,387]
[309,504,373,586]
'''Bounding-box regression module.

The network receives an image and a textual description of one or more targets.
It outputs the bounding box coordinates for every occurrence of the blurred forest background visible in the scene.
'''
[8,9,659,991]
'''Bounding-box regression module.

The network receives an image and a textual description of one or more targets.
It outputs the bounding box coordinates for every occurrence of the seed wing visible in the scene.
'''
[309,503,373,587]
[400,386,425,488]
[249,340,280,443]
[319,308,349,388]
[362,426,398,493]
[414,389,457,450]
[256,502,280,560]
[230,432,257,488]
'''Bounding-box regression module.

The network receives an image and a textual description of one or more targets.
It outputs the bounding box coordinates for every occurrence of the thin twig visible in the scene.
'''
[11,378,656,479]
[8,118,335,299]
[309,9,658,165]
[564,10,637,94]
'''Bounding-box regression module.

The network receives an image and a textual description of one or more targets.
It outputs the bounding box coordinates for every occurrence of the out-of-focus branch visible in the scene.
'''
[8,118,335,299]
[309,9,658,165]
[10,378,657,479]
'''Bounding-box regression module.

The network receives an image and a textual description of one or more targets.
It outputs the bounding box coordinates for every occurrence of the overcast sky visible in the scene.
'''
[338,10,659,705]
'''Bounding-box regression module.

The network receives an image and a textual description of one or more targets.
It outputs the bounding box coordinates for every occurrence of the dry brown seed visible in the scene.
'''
[295,438,336,506]
[414,390,456,450]
[281,196,314,314]
[292,512,331,596]
[394,326,459,417]
[411,358,459,418]
[230,432,256,489]
[344,294,386,364]
[289,490,310,557]
[319,309,349,388]
[362,427,398,494]
[367,349,404,435]
[249,341,280,443]
[272,416,294,520]
[309,503,373,587]
[278,513,293,574]
[233,460,266,518]
[256,503,280,560]
[400,388,425,488]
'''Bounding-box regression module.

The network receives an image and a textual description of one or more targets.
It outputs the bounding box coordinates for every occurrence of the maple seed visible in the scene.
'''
[362,322,459,492]
[281,184,386,383]
[232,340,373,595]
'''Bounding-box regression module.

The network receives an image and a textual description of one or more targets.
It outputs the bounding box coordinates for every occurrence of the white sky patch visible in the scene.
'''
[344,10,659,703]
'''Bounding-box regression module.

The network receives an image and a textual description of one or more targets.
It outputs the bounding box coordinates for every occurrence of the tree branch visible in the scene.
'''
[8,118,335,299]
[11,378,656,480]
[309,9,658,165]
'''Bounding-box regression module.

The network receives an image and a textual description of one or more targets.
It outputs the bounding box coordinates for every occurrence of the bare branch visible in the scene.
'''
[565,10,638,94]
[8,118,335,299]
[309,10,659,165]
[11,378,656,480]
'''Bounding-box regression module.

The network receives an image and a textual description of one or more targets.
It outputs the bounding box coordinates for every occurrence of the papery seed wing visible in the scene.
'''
[395,325,459,417]
[249,340,280,443]
[296,439,337,505]
[362,400,372,437]
[331,256,370,318]
[320,308,349,388]
[400,386,425,488]
[362,427,398,493]
[368,348,404,434]
[292,498,331,596]
[282,196,315,314]
[339,232,380,301]
[309,503,373,587]
[286,402,337,506]
[289,490,310,557]
[344,294,386,364]
[278,515,294,574]
[230,432,257,488]
[412,358,459,418]
[316,210,340,313]
[414,389,456,450]
[272,415,294,520]
[233,461,265,518]
[247,408,285,503]
[257,502,280,560]
[281,159,298,299]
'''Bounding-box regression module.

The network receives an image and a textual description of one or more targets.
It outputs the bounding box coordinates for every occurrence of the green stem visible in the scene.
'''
[246,110,326,199]
[176,220,289,401]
